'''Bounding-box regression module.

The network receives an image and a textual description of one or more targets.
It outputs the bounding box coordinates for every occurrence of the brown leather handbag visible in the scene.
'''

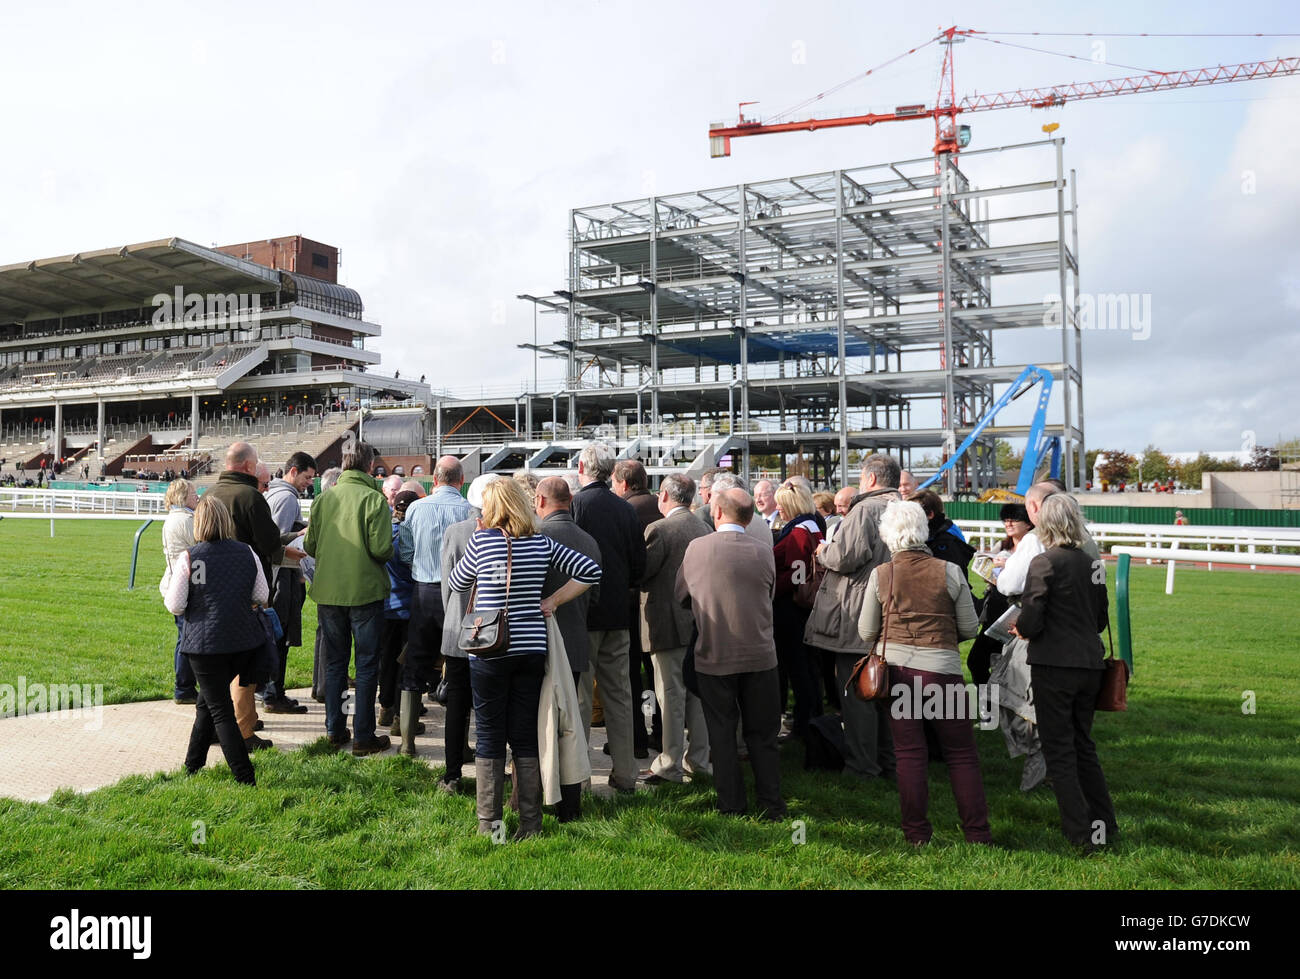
[847,571,892,702]
[1095,621,1129,711]
[458,531,512,657]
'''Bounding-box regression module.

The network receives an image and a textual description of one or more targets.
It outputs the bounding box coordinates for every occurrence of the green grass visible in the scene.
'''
[0,518,318,702]
[1,519,1298,888]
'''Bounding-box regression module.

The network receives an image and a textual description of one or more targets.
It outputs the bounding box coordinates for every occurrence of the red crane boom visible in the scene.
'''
[709,26,1300,158]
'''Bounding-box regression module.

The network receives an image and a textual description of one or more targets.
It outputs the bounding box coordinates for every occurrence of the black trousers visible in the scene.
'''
[773,597,822,734]
[697,667,785,818]
[404,583,444,691]
[265,570,304,701]
[1031,664,1118,846]
[627,592,660,750]
[184,652,255,784]
[966,633,999,687]
[820,647,841,711]
[265,637,290,701]
[378,617,409,710]
[443,656,473,781]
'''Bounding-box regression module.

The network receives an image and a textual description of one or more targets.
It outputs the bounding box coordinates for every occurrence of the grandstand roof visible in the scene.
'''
[0,238,282,322]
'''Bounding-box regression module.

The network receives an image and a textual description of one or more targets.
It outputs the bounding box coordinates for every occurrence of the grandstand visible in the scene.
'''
[0,236,430,480]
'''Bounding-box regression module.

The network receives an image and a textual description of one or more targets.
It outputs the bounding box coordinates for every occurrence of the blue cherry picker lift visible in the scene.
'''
[917,364,1060,502]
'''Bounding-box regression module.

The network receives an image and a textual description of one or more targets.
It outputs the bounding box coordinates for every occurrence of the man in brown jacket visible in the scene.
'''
[804,452,901,780]
[676,488,785,819]
[640,473,711,783]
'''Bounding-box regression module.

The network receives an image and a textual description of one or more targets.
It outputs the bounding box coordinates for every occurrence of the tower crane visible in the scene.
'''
[709,27,1300,161]
[707,28,1298,491]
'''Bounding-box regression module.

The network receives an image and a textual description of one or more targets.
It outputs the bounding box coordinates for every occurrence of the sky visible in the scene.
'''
[0,0,1296,456]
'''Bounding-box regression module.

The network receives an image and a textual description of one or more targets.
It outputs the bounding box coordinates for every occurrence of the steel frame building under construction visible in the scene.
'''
[486,137,1084,491]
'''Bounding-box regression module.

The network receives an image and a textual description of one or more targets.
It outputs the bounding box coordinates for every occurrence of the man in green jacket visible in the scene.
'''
[304,440,395,756]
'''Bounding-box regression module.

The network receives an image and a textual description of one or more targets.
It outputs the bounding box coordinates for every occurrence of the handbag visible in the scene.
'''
[1095,621,1129,711]
[240,607,279,687]
[457,531,512,656]
[846,570,892,702]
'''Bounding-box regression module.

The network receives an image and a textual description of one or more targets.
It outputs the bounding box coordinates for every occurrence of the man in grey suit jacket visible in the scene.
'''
[535,475,604,821]
[675,489,786,819]
[694,467,724,530]
[710,472,774,547]
[639,473,711,783]
[535,476,602,677]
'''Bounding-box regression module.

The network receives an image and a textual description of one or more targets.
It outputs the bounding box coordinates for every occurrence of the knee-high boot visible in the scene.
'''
[399,689,421,757]
[475,757,505,836]
[512,757,543,840]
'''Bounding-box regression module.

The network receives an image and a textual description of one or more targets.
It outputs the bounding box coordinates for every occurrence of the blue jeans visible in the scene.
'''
[469,654,545,760]
[173,616,197,700]
[319,601,384,742]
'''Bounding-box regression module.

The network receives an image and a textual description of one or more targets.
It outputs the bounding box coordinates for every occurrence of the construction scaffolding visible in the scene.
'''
[512,137,1085,491]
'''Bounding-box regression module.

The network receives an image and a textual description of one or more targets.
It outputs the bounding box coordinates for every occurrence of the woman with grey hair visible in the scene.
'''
[160,478,199,704]
[858,500,991,846]
[1013,493,1117,851]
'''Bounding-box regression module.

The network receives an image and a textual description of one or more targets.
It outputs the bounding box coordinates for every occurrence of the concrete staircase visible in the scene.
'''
[188,413,358,486]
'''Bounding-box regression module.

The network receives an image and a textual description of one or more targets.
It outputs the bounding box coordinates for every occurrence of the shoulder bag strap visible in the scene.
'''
[465,533,480,614]
[502,530,513,607]
[879,563,893,661]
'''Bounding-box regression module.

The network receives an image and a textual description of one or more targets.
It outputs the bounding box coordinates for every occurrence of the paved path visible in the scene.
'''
[0,687,631,803]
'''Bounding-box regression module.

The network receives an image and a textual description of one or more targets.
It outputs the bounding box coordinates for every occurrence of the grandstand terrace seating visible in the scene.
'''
[0,343,267,392]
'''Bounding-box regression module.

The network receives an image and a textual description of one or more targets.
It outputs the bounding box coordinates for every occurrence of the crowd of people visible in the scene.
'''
[159,441,1118,852]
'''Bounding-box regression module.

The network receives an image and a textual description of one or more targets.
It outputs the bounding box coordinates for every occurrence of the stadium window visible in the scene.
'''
[312,253,329,270]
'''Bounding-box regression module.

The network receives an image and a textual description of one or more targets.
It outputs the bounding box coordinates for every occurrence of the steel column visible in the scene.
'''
[649,196,660,436]
[1055,139,1075,489]
[835,169,850,488]
[1070,165,1086,490]
[738,183,750,481]
[939,154,957,495]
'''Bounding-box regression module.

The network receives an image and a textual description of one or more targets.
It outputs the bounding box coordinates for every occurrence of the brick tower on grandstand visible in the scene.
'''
[0,237,429,480]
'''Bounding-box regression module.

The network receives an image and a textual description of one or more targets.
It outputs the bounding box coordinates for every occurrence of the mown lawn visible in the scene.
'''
[0,518,317,702]
[0,519,1297,888]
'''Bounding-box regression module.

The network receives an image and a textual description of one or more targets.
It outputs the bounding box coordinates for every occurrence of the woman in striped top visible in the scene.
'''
[449,477,601,838]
